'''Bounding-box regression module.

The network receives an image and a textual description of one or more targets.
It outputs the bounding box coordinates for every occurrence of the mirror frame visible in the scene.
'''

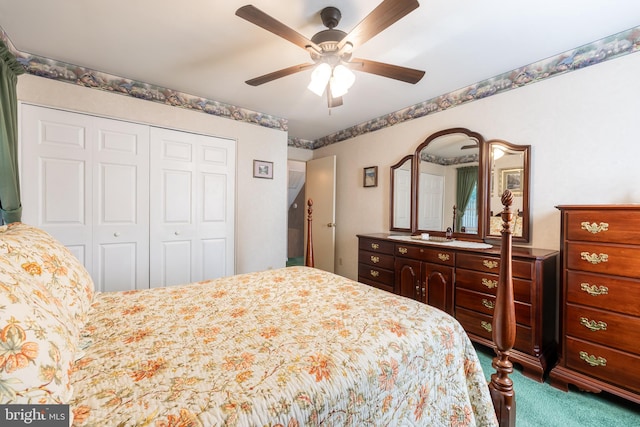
[389,128,532,243]
[390,155,414,232]
[483,139,531,243]
[413,127,485,241]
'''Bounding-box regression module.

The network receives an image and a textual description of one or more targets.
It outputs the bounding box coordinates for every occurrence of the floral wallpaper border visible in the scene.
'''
[2,25,639,151]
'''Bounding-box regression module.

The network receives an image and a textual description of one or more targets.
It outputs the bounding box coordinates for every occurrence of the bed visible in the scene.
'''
[0,194,518,426]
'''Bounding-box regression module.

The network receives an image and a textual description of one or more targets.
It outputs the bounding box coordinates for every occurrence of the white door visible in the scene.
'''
[92,119,150,292]
[21,104,150,292]
[305,155,336,272]
[21,105,94,267]
[149,127,235,287]
[418,172,444,230]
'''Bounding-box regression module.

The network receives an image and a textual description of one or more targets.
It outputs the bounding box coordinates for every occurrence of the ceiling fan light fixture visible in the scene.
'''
[308,62,332,96]
[330,64,355,98]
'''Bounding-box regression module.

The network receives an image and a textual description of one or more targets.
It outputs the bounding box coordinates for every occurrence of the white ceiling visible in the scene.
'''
[1,1,639,142]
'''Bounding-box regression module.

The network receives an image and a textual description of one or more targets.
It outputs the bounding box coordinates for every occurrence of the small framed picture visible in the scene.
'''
[363,166,378,188]
[500,168,523,196]
[253,160,273,179]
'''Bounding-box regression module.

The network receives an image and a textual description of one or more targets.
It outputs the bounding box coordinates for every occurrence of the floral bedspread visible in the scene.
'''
[70,266,498,426]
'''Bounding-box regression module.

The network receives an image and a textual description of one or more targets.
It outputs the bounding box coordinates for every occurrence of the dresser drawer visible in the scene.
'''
[455,288,532,326]
[394,244,455,266]
[455,269,532,304]
[359,250,395,269]
[456,252,532,279]
[566,242,640,279]
[565,304,640,355]
[358,263,394,285]
[565,337,640,393]
[566,271,640,317]
[565,209,640,245]
[359,237,395,254]
[455,307,532,353]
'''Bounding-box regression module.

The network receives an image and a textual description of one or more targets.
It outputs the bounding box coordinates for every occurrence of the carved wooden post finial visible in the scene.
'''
[305,199,314,267]
[489,189,517,426]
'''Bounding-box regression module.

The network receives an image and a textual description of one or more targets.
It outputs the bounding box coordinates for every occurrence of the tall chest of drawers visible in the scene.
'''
[550,205,640,404]
[357,233,559,382]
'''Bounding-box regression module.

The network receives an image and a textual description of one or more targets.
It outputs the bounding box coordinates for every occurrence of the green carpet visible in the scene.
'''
[474,344,640,426]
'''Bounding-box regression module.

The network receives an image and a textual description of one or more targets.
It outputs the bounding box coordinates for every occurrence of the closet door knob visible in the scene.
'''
[113,232,121,237]
[174,231,180,236]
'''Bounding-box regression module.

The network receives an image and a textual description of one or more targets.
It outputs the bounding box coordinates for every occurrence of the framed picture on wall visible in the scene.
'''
[500,168,523,196]
[253,160,273,179]
[363,166,378,188]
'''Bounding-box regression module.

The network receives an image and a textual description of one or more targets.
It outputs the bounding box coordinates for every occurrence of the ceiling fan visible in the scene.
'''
[236,0,425,108]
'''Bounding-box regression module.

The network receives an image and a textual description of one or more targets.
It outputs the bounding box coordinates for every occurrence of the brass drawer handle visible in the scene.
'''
[580,317,607,332]
[580,282,609,296]
[398,247,408,255]
[580,252,608,265]
[370,243,379,250]
[370,270,380,278]
[482,299,495,310]
[581,221,609,234]
[483,260,498,269]
[579,351,607,367]
[482,278,498,289]
[438,253,450,261]
[481,321,492,332]
[370,255,380,264]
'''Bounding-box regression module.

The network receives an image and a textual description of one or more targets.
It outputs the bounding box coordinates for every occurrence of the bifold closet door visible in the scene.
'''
[149,127,235,287]
[20,104,150,292]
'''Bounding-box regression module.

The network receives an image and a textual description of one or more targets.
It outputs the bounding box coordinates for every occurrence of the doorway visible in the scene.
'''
[287,160,306,266]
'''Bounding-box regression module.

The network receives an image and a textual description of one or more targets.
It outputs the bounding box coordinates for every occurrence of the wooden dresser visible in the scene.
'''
[358,233,559,381]
[550,205,640,404]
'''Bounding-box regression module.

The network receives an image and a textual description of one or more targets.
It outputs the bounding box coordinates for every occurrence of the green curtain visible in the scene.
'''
[455,166,478,231]
[0,40,24,224]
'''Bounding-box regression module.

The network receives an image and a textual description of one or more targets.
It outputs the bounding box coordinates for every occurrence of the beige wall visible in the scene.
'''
[17,74,289,275]
[311,52,640,280]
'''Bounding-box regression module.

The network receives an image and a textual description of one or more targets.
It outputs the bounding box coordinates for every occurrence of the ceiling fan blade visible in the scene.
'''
[348,58,424,84]
[236,5,321,52]
[246,63,315,86]
[337,0,419,51]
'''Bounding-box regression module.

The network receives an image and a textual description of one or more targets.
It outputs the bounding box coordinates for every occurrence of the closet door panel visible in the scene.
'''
[93,117,149,292]
[21,105,93,272]
[150,127,235,287]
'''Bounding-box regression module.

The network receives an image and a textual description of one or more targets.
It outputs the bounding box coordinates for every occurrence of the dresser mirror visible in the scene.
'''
[485,139,531,242]
[390,155,413,231]
[414,128,485,239]
[389,128,531,242]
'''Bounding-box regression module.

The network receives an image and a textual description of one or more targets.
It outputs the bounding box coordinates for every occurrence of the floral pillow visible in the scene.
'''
[0,223,94,327]
[0,258,77,403]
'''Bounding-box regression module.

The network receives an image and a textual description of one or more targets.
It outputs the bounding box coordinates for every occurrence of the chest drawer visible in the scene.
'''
[565,337,640,393]
[565,209,640,244]
[394,244,455,266]
[359,237,395,254]
[566,271,640,317]
[565,304,640,355]
[456,252,532,279]
[566,242,640,279]
[455,269,531,303]
[359,250,395,269]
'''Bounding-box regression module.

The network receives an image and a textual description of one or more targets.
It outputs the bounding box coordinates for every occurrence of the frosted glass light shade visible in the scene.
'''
[307,63,331,96]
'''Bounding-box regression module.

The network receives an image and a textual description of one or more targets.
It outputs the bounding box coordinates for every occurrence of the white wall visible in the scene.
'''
[16,74,289,275]
[312,52,640,280]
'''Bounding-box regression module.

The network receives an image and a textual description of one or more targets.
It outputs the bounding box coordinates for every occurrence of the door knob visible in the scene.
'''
[113,232,121,237]
[327,222,336,227]
[174,231,180,236]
